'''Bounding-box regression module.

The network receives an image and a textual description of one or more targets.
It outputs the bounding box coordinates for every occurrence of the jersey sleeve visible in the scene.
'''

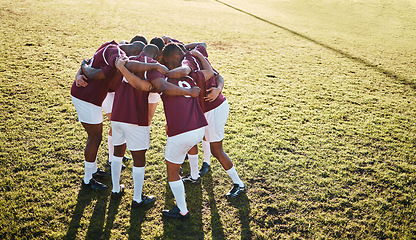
[189,71,205,88]
[194,45,208,58]
[182,54,199,72]
[103,46,126,68]
[147,69,164,82]
[101,46,127,79]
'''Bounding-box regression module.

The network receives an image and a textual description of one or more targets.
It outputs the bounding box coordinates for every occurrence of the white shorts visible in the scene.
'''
[111,121,150,151]
[204,100,229,142]
[71,96,103,124]
[102,92,115,114]
[165,127,205,164]
[148,92,161,104]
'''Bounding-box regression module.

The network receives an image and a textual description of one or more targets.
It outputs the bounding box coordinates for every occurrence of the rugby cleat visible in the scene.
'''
[226,183,245,198]
[199,162,211,176]
[131,195,156,208]
[162,206,190,219]
[92,168,111,178]
[106,159,126,171]
[181,175,201,184]
[82,178,108,191]
[111,184,125,199]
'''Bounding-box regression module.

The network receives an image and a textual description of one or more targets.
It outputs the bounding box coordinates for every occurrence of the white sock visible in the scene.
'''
[93,158,98,173]
[84,161,95,184]
[132,166,145,203]
[188,154,199,179]
[169,180,188,215]
[111,156,123,193]
[202,140,211,165]
[226,166,244,187]
[107,134,113,163]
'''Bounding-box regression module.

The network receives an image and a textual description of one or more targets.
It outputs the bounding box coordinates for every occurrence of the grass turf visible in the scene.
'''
[1,0,415,239]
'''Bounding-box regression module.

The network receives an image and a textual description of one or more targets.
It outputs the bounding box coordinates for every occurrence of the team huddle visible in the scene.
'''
[71,35,245,219]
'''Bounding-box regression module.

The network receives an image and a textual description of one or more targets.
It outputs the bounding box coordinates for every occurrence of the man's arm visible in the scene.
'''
[75,67,88,87]
[184,42,207,50]
[166,65,192,79]
[190,50,214,81]
[205,74,224,102]
[115,57,154,92]
[81,60,106,80]
[152,78,200,98]
[125,60,169,75]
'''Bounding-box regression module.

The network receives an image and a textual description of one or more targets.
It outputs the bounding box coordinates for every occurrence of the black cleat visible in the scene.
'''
[106,159,126,171]
[92,168,111,178]
[82,178,108,191]
[122,156,131,162]
[162,206,190,219]
[131,195,156,208]
[199,162,211,176]
[111,184,125,199]
[226,183,245,198]
[181,175,201,184]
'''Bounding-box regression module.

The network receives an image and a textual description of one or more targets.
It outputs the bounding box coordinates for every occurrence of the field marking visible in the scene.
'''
[215,0,414,87]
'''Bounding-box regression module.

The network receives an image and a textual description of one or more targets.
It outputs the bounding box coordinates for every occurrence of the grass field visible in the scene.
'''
[1,0,416,239]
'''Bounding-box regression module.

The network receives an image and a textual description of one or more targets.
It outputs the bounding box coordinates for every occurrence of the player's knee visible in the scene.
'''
[88,132,102,144]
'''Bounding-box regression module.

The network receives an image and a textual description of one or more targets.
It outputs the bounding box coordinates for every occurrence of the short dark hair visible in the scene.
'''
[162,43,185,58]
[143,44,160,59]
[130,35,148,45]
[150,37,165,51]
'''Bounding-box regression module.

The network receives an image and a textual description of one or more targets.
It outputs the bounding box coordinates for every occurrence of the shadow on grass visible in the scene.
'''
[215,0,416,89]
[64,183,109,240]
[227,192,252,239]
[161,164,204,239]
[202,171,226,240]
[127,203,151,240]
[101,195,123,240]
[64,177,123,240]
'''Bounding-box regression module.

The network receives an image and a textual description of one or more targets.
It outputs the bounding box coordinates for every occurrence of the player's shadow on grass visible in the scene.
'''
[127,203,149,240]
[161,164,204,239]
[101,194,123,240]
[202,171,226,240]
[227,191,252,239]
[64,178,122,240]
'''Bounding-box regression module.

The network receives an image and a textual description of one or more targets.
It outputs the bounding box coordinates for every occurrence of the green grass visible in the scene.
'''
[1,0,416,239]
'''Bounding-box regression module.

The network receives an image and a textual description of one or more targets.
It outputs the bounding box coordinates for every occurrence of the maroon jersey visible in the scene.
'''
[182,45,225,113]
[167,38,183,45]
[111,53,163,126]
[71,41,126,106]
[161,71,208,137]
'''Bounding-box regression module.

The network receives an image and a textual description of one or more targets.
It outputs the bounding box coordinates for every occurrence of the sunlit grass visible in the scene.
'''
[1,0,415,239]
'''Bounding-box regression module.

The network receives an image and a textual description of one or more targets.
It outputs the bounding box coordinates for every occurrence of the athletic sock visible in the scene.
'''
[111,156,123,193]
[201,140,211,165]
[188,154,199,179]
[84,161,95,184]
[107,134,113,163]
[93,158,98,173]
[132,166,145,203]
[225,166,244,187]
[169,180,188,215]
